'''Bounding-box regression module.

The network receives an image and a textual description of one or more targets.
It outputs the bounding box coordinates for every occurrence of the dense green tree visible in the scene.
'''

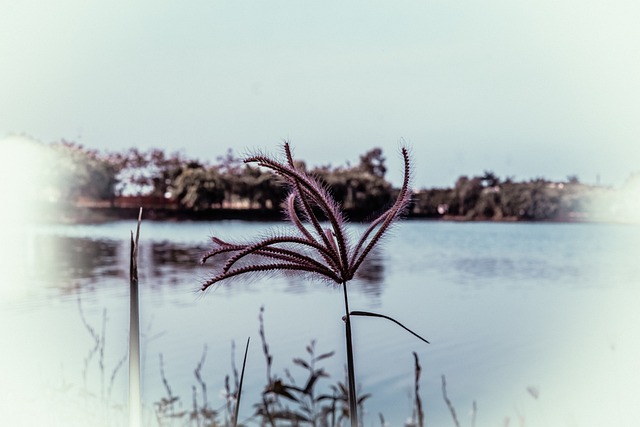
[499,179,562,220]
[481,170,500,187]
[412,188,454,217]
[314,166,393,214]
[472,187,502,219]
[170,165,225,210]
[358,147,387,178]
[311,148,394,216]
[215,149,286,209]
[450,176,483,217]
[115,148,191,197]
[235,165,286,210]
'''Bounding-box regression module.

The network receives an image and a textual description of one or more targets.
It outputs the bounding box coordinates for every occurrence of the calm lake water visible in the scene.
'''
[1,219,639,426]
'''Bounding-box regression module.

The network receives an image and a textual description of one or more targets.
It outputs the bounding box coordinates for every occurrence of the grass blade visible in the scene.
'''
[349,311,430,344]
[233,336,251,427]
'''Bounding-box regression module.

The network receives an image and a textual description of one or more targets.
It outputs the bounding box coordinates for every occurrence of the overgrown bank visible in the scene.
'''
[14,138,636,224]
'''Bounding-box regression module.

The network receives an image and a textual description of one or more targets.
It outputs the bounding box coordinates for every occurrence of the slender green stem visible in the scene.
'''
[342,281,358,427]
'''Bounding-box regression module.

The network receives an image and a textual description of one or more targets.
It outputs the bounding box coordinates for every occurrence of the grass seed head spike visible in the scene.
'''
[201,141,412,290]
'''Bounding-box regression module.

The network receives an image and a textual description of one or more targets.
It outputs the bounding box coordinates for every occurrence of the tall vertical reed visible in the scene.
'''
[129,207,142,427]
[201,143,427,426]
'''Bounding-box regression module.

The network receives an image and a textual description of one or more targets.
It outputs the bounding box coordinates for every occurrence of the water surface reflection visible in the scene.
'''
[31,233,387,299]
[2,220,638,427]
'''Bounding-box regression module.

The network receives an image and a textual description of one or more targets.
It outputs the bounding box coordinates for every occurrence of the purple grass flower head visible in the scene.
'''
[200,142,412,291]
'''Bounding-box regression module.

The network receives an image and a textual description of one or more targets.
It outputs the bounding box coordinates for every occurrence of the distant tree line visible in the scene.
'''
[35,140,609,221]
[37,141,394,217]
[412,171,598,221]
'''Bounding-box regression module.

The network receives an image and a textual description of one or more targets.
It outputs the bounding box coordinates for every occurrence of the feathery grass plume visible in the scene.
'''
[201,142,411,288]
[201,142,416,427]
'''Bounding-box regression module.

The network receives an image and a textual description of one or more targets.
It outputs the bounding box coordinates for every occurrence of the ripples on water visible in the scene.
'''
[1,220,639,426]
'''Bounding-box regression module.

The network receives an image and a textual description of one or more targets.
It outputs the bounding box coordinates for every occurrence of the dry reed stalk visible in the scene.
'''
[413,352,424,427]
[129,207,142,427]
[441,374,460,427]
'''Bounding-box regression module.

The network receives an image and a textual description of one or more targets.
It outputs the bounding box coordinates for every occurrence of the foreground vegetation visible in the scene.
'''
[14,137,637,223]
[77,298,445,427]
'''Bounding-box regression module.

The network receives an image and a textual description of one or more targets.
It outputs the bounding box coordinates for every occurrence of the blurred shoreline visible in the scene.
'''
[32,202,616,225]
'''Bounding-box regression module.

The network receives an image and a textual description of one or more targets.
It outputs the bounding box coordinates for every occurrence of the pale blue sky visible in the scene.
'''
[2,0,639,188]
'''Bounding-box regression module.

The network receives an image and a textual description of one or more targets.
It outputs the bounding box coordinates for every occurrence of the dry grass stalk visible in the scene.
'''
[441,375,460,427]
[129,207,142,427]
[413,352,424,427]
